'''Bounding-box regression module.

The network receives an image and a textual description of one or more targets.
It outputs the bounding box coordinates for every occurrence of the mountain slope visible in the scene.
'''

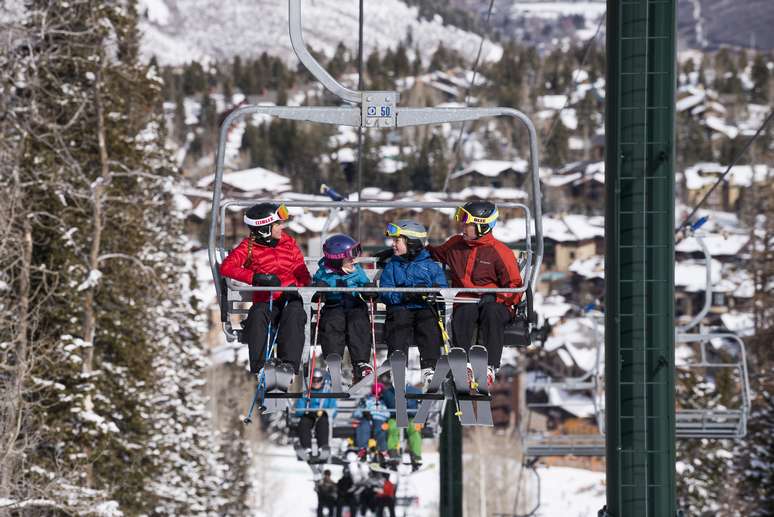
[139,0,502,65]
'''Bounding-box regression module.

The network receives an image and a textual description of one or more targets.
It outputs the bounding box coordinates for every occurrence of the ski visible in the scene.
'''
[389,351,409,428]
[348,361,391,395]
[414,356,450,425]
[469,345,493,426]
[327,353,343,392]
[447,348,476,426]
[262,361,294,414]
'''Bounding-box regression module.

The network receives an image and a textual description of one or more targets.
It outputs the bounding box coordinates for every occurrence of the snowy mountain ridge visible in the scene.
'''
[138,0,503,65]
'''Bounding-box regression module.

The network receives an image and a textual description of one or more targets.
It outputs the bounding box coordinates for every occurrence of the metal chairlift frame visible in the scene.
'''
[673,231,751,439]
[524,229,752,456]
[207,0,545,353]
[523,311,606,457]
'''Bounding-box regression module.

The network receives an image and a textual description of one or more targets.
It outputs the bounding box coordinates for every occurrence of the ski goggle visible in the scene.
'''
[325,243,362,260]
[453,206,498,225]
[243,203,290,227]
[384,223,427,239]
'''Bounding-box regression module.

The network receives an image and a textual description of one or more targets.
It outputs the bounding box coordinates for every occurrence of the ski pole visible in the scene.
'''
[257,292,275,408]
[306,296,323,403]
[424,294,451,355]
[243,383,261,424]
[369,299,378,400]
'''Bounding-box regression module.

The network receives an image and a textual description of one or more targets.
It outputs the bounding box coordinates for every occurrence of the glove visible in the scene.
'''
[252,273,281,287]
[335,279,348,288]
[373,247,395,268]
[479,294,497,305]
[312,280,327,303]
[360,282,379,301]
[402,292,426,305]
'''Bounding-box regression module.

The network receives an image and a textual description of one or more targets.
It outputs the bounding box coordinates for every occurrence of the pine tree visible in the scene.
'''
[750,53,770,104]
[3,1,236,512]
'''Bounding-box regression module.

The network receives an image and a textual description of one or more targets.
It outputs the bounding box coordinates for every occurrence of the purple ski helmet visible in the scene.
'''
[323,234,361,271]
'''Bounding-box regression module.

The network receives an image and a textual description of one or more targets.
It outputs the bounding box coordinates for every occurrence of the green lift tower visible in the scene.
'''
[605,0,678,515]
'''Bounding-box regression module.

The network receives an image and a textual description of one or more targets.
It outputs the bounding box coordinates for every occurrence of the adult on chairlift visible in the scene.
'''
[427,201,523,386]
[219,202,311,382]
[294,368,337,461]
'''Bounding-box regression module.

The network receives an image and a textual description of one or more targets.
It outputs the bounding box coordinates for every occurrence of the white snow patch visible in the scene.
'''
[77,270,103,292]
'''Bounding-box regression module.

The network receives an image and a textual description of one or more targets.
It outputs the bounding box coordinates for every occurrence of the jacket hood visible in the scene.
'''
[463,232,497,248]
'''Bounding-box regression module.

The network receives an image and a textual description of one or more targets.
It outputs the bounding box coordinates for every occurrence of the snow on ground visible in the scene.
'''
[139,0,502,66]
[256,444,605,516]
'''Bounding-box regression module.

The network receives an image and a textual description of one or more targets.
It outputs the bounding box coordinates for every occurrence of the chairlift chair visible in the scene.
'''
[207,0,545,426]
[522,310,606,457]
[674,230,751,439]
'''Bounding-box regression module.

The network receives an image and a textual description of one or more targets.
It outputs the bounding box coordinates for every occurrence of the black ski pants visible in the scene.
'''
[452,301,511,368]
[317,495,336,517]
[243,296,306,374]
[385,306,442,370]
[298,412,330,449]
[319,303,371,367]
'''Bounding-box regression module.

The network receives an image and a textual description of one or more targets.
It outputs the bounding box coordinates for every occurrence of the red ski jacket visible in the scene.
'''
[427,233,523,310]
[220,232,311,303]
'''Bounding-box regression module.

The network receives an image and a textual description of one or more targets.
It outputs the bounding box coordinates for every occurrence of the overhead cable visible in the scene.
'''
[676,109,773,234]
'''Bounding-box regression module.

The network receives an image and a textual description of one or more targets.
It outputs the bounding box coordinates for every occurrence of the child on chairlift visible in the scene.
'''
[379,220,448,389]
[312,234,378,384]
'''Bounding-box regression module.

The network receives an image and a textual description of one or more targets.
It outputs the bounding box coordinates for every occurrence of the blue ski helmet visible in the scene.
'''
[385,220,427,258]
[323,234,361,271]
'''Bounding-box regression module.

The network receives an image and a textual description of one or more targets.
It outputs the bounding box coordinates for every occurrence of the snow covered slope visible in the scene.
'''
[257,444,605,516]
[138,0,502,65]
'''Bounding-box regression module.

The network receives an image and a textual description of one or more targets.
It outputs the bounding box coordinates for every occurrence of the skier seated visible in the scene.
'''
[294,368,337,461]
[380,373,424,469]
[220,202,311,383]
[315,469,337,517]
[379,220,448,389]
[312,234,378,384]
[353,383,390,460]
[427,201,523,387]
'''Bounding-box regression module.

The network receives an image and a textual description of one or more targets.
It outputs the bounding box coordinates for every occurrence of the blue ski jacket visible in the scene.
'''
[382,385,421,418]
[353,395,390,423]
[312,259,371,307]
[379,249,448,308]
[294,388,338,418]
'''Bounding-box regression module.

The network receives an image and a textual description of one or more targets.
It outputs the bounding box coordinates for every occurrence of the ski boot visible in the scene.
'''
[421,367,434,391]
[487,366,496,388]
[353,362,374,385]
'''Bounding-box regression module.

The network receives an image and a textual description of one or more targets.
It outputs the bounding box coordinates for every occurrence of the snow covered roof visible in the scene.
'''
[450,159,528,179]
[570,255,605,280]
[674,259,721,292]
[676,91,706,112]
[540,94,568,110]
[683,162,770,190]
[494,214,604,244]
[675,233,749,256]
[197,167,291,194]
[704,115,739,139]
[454,186,527,201]
[721,312,755,337]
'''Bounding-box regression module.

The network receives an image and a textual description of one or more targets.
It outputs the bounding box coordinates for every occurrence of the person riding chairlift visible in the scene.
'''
[427,201,524,387]
[219,202,311,383]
